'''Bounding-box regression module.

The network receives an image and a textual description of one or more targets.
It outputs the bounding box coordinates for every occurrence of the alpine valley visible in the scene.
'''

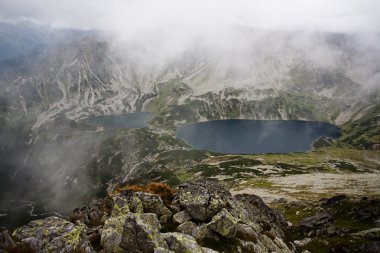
[0,21,379,252]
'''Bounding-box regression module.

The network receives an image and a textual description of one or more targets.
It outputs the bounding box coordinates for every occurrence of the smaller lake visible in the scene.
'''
[87,112,152,129]
[176,120,341,154]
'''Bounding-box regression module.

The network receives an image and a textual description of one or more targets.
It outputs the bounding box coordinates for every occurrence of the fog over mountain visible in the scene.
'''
[2,0,380,91]
[1,0,380,32]
[0,2,379,251]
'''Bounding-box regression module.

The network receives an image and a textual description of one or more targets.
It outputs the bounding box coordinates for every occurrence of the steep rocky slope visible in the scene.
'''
[2,180,379,253]
[1,180,294,253]
[1,26,379,131]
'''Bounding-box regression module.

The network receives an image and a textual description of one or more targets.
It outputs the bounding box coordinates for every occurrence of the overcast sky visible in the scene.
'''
[0,0,379,34]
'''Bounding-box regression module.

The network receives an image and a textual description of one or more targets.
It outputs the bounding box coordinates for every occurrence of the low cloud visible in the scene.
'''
[0,0,379,34]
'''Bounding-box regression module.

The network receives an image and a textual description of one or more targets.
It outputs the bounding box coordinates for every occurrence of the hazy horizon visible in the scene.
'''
[1,0,379,35]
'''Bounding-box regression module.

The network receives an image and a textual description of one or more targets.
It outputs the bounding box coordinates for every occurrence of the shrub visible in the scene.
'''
[113,182,176,206]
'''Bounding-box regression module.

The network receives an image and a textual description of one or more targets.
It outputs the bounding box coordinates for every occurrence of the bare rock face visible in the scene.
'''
[172,180,233,221]
[12,216,95,253]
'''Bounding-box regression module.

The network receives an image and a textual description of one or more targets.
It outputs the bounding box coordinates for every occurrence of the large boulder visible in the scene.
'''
[111,191,144,216]
[207,208,238,238]
[101,212,167,252]
[176,221,197,235]
[299,211,332,230]
[136,192,173,224]
[71,198,112,226]
[163,232,217,253]
[12,216,95,253]
[191,224,219,242]
[172,180,233,221]
[121,213,168,252]
[173,210,192,224]
[234,194,288,230]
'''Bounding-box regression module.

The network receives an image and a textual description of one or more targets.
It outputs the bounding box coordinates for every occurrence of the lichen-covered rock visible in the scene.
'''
[173,210,191,224]
[162,232,208,253]
[176,221,197,235]
[234,194,288,230]
[121,213,167,252]
[12,216,95,253]
[191,224,219,242]
[6,179,294,253]
[111,191,145,216]
[99,189,150,252]
[172,180,233,221]
[100,214,126,252]
[0,227,16,250]
[136,192,172,224]
[101,212,167,253]
[235,223,258,242]
[208,208,238,238]
[72,198,112,226]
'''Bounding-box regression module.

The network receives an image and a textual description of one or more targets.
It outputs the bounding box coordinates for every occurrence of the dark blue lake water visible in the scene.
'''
[176,120,341,154]
[88,112,152,128]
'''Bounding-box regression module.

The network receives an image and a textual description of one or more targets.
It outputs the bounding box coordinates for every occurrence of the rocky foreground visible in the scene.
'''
[0,180,379,253]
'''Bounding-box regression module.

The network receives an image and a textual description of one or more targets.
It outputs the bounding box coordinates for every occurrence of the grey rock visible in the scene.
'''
[12,216,95,253]
[162,232,205,253]
[111,191,144,216]
[208,208,238,238]
[235,223,258,242]
[320,194,348,207]
[177,221,197,235]
[173,210,192,224]
[136,192,173,224]
[192,224,219,242]
[101,212,167,253]
[271,198,288,205]
[299,211,332,230]
[294,238,312,246]
[173,180,233,221]
[234,194,288,230]
[72,198,112,226]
